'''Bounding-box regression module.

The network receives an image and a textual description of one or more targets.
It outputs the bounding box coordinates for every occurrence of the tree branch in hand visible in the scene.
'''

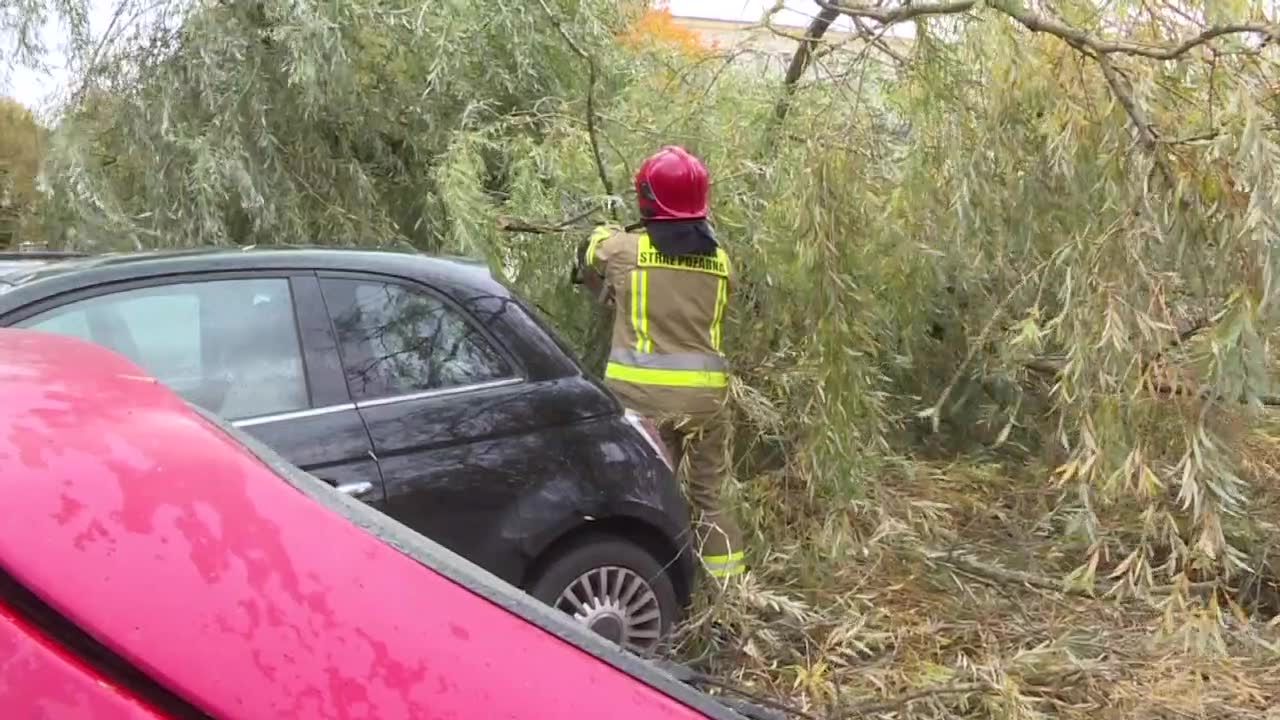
[497,203,604,234]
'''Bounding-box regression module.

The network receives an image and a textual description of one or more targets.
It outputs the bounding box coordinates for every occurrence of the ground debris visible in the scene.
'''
[668,459,1280,719]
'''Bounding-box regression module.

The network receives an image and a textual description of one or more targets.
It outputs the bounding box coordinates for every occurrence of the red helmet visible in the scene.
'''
[634,146,710,221]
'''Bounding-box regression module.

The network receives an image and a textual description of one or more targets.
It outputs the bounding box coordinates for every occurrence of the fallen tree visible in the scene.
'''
[7,0,1280,715]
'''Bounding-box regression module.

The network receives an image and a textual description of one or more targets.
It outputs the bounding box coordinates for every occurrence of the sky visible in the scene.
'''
[1,1,837,112]
[4,0,120,113]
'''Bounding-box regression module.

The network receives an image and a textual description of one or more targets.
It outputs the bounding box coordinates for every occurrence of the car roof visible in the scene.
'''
[0,246,505,299]
[0,251,87,279]
[0,329,733,720]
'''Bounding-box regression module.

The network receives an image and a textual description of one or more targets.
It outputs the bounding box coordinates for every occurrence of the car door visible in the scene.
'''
[317,272,554,577]
[10,272,385,507]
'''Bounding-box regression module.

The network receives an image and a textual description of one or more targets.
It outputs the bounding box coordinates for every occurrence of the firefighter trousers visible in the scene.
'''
[658,408,745,579]
[608,379,745,579]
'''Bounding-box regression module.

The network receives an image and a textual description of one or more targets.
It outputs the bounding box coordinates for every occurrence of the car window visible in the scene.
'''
[25,307,93,341]
[321,278,513,401]
[17,278,310,421]
[111,293,203,381]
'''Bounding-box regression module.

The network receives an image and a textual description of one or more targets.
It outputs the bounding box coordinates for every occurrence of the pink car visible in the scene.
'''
[0,329,757,719]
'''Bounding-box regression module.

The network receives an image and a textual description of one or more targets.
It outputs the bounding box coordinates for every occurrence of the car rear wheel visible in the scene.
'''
[527,536,679,656]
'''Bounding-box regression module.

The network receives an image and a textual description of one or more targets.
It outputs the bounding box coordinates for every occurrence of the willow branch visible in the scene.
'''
[992,3,1278,59]
[815,0,977,25]
[926,549,1221,599]
[1022,357,1280,407]
[1094,52,1167,159]
[773,4,842,122]
[850,16,908,65]
[1138,316,1211,379]
[813,1,1278,61]
[534,0,618,221]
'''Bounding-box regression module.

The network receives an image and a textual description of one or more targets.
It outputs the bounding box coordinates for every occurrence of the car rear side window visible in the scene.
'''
[16,278,310,421]
[321,278,513,402]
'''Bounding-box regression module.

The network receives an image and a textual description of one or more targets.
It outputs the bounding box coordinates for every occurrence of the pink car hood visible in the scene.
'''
[0,329,724,719]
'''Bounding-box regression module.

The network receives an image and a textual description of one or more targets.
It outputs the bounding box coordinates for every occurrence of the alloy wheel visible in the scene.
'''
[555,565,664,653]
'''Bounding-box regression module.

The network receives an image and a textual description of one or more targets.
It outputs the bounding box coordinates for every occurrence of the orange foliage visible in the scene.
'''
[618,2,716,58]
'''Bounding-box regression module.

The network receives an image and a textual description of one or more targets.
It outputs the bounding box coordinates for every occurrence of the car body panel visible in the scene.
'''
[0,247,698,600]
[0,599,166,720]
[232,410,387,506]
[0,329,725,720]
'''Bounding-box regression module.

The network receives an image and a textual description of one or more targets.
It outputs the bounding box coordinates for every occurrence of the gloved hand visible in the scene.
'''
[570,237,591,285]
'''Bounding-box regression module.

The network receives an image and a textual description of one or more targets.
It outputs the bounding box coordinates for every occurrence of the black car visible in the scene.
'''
[0,247,696,653]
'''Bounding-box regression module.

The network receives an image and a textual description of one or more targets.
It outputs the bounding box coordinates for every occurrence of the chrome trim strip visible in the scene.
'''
[228,378,524,425]
[354,377,524,410]
[231,402,357,428]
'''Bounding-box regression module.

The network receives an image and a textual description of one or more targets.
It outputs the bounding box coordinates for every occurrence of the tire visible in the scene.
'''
[527,535,680,655]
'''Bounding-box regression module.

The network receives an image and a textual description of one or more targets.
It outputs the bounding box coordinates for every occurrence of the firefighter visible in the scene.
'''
[575,145,745,581]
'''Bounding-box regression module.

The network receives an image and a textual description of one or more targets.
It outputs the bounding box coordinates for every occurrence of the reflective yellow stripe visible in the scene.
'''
[605,362,728,388]
[638,270,651,352]
[585,226,613,271]
[703,552,744,565]
[630,270,641,352]
[629,269,653,354]
[702,551,746,578]
[711,277,727,351]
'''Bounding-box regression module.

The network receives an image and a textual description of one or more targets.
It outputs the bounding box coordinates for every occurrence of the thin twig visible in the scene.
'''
[849,16,908,65]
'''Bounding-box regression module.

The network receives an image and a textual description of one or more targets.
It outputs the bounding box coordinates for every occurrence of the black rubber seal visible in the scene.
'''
[0,568,209,719]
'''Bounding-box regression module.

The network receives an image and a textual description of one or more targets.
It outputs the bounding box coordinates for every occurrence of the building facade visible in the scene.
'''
[670,13,908,76]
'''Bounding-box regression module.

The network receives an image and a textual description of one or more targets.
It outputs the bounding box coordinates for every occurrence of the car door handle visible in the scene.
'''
[335,481,375,499]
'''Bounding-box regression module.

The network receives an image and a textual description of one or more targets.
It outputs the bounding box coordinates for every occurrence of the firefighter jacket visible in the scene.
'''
[583,224,731,416]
